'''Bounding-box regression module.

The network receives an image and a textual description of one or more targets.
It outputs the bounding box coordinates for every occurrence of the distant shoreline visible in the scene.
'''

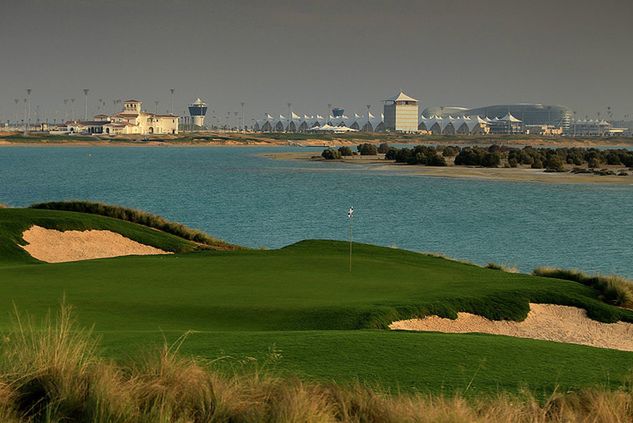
[264,151,633,185]
[2,132,633,149]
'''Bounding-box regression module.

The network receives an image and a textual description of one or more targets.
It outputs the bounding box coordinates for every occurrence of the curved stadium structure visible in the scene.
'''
[422,104,572,128]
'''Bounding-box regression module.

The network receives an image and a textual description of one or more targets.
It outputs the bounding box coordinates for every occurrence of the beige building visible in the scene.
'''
[384,91,419,132]
[66,100,178,135]
[102,100,179,135]
[66,100,179,135]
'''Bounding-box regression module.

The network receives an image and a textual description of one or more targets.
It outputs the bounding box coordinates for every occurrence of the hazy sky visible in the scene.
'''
[1,0,632,123]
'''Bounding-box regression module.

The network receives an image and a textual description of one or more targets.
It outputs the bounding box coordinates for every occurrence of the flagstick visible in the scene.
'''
[349,216,353,272]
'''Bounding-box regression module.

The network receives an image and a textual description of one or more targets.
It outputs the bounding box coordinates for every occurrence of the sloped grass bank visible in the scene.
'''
[0,208,202,264]
[534,266,633,309]
[30,201,239,250]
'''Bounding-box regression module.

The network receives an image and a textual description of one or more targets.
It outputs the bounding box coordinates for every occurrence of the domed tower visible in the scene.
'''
[188,98,207,128]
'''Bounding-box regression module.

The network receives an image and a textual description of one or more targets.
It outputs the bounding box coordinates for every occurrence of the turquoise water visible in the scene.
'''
[1,146,633,276]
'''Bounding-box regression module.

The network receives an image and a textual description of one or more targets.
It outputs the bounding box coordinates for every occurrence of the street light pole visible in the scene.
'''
[83,89,89,120]
[241,102,245,132]
[25,89,31,134]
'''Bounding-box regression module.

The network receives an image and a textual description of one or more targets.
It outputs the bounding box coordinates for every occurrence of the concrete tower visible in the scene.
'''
[188,98,208,128]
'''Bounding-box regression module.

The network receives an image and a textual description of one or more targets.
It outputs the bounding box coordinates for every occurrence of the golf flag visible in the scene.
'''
[347,207,354,272]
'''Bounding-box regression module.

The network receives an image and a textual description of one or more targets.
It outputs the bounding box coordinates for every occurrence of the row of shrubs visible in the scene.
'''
[3,305,633,422]
[29,201,238,250]
[533,267,633,309]
[376,144,633,171]
[321,143,392,160]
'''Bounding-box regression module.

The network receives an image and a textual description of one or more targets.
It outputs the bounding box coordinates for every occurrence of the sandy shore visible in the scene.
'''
[390,303,633,352]
[21,225,171,263]
[265,152,633,185]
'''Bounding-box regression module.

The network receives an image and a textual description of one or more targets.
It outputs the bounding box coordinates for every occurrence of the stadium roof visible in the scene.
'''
[386,91,418,103]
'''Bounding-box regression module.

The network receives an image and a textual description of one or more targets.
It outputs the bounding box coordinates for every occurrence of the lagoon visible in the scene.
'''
[1,146,632,277]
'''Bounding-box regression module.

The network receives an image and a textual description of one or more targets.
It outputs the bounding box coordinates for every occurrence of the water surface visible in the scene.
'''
[1,146,632,276]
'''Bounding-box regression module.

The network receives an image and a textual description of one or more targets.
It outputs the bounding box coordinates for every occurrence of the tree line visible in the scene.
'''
[322,144,633,172]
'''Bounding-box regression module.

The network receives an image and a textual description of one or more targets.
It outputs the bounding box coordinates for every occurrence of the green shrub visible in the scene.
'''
[321,149,341,160]
[29,201,237,250]
[357,143,378,155]
[338,146,353,156]
[442,146,460,157]
[481,152,501,168]
[544,155,565,172]
[377,143,390,154]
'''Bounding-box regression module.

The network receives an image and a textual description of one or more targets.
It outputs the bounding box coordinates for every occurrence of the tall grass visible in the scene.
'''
[29,201,239,250]
[2,305,633,422]
[534,266,633,309]
[485,262,519,273]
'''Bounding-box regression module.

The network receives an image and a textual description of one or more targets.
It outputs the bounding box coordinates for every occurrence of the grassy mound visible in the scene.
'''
[2,305,633,423]
[0,208,203,264]
[533,267,633,309]
[29,201,238,250]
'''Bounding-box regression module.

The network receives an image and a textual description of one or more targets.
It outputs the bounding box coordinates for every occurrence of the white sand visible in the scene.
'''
[389,303,633,352]
[21,225,171,263]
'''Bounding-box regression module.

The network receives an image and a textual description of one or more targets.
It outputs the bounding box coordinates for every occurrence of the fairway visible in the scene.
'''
[2,207,633,395]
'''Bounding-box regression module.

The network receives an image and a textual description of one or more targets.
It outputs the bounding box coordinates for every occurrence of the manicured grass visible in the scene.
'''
[1,207,633,394]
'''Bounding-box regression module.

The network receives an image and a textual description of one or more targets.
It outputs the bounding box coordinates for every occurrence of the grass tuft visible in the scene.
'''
[29,201,239,250]
[485,262,519,273]
[533,267,633,309]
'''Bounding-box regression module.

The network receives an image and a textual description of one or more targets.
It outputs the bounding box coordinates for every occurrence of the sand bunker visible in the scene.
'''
[21,225,171,263]
[390,303,633,352]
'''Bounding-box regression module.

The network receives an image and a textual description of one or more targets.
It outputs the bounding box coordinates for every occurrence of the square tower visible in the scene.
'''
[123,100,142,114]
[384,91,419,132]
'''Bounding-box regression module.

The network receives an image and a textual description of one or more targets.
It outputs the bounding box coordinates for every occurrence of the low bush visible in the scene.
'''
[321,148,341,160]
[533,267,633,308]
[377,143,390,154]
[357,143,378,156]
[337,146,353,156]
[29,201,237,250]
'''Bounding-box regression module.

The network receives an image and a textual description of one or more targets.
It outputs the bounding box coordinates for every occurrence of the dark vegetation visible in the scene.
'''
[357,143,378,155]
[338,146,353,156]
[382,145,633,171]
[321,148,341,160]
[29,201,238,250]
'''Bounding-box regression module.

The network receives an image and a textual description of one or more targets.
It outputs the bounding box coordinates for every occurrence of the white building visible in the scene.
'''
[384,91,419,133]
[419,115,490,135]
[253,112,385,133]
[568,119,612,137]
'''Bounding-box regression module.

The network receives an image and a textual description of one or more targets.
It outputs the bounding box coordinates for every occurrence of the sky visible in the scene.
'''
[1,0,632,124]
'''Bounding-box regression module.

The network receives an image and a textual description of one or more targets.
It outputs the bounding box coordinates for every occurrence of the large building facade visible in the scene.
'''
[422,104,572,129]
[67,100,178,135]
[384,91,419,132]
